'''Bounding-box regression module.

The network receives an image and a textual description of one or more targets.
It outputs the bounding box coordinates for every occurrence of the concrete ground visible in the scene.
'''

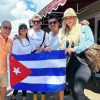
[84,77,100,100]
[6,77,100,100]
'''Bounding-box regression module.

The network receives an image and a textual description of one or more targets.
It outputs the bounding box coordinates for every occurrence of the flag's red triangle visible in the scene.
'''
[10,56,32,87]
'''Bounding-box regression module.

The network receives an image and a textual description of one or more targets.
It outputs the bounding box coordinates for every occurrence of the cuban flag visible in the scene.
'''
[8,50,66,92]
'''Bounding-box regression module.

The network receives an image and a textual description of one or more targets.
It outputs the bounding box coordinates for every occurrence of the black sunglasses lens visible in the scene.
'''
[32,20,40,24]
[3,26,12,30]
[49,21,57,25]
[20,26,27,29]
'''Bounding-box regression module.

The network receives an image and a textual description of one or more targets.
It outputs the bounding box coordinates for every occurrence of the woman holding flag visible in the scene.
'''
[11,24,32,100]
[62,8,94,100]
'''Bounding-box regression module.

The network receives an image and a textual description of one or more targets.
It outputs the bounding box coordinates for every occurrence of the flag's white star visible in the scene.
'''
[13,67,21,75]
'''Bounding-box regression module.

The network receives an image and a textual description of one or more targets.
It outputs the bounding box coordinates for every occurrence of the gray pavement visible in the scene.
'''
[6,77,100,100]
[6,90,73,100]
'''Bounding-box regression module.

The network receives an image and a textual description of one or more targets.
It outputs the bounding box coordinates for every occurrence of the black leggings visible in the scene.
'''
[67,55,91,100]
[13,90,26,97]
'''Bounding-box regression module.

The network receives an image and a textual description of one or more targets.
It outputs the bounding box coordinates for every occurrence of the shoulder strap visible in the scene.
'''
[39,31,46,47]
[31,31,46,53]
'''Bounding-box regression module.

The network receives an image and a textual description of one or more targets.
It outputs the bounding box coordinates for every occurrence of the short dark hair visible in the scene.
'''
[47,14,58,21]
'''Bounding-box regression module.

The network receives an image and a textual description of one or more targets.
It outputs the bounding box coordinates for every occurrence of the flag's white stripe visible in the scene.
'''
[19,59,66,68]
[21,76,66,84]
[7,55,11,87]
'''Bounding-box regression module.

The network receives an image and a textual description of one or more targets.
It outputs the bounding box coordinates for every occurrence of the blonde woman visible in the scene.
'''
[62,8,94,100]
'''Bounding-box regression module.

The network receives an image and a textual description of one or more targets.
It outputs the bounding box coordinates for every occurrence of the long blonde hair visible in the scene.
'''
[61,16,81,48]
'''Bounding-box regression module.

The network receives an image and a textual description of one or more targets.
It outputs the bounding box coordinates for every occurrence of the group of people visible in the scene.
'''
[0,7,94,100]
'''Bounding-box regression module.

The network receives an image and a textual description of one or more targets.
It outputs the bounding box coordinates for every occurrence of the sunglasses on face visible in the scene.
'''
[48,21,57,25]
[20,26,27,30]
[2,26,12,31]
[32,20,41,24]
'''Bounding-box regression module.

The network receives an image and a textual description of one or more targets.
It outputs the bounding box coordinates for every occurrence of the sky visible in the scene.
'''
[0,0,52,38]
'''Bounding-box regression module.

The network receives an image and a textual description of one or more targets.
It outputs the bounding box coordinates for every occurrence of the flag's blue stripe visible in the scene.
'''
[29,68,66,76]
[11,50,66,61]
[13,83,66,92]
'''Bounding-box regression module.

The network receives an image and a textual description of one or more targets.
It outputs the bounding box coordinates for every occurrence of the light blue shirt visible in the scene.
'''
[74,25,94,54]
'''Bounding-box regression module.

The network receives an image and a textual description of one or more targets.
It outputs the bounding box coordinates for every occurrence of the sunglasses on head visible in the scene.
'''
[2,26,12,31]
[32,20,41,24]
[48,21,57,25]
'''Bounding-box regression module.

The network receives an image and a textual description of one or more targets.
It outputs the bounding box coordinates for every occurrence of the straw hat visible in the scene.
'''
[32,13,42,20]
[63,8,77,18]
